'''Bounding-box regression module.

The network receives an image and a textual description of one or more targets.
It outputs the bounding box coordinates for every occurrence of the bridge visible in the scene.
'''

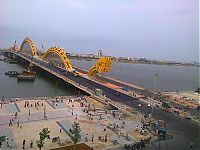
[3,38,153,105]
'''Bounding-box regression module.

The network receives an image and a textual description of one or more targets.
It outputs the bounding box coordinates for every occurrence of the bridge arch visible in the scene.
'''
[42,47,73,70]
[19,37,37,56]
[87,57,112,77]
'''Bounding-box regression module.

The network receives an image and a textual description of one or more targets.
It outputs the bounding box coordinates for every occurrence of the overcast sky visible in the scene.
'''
[0,0,199,62]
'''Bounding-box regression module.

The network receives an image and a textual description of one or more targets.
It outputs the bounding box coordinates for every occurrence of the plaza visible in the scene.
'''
[0,96,150,150]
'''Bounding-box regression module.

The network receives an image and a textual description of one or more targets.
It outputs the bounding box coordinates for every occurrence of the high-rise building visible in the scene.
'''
[98,50,103,57]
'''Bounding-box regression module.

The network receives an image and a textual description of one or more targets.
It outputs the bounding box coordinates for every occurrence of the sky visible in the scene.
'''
[0,0,199,62]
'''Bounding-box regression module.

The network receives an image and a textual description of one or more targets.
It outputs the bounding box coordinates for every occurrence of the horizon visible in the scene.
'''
[0,0,199,62]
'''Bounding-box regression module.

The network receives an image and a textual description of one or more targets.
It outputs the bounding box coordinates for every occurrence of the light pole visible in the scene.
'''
[150,74,158,132]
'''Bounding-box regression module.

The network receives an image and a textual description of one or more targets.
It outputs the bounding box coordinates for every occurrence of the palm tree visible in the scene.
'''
[69,122,81,150]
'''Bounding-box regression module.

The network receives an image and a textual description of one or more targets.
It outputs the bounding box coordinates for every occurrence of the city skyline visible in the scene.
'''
[0,0,199,62]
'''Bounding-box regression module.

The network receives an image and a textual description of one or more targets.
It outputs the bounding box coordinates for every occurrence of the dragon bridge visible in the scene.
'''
[42,47,73,70]
[87,57,112,77]
[18,37,38,56]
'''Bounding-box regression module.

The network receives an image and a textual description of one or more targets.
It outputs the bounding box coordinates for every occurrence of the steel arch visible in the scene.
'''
[18,37,38,56]
[42,47,73,70]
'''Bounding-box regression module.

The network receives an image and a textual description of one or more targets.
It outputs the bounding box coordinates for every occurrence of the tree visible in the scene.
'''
[36,139,45,150]
[0,136,6,148]
[39,127,51,141]
[69,122,81,150]
[37,128,51,150]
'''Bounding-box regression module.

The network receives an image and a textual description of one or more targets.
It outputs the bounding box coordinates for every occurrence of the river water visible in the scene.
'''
[0,58,199,98]
[0,61,75,98]
[71,59,199,92]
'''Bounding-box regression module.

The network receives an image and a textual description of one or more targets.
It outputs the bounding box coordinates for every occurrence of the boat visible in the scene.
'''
[17,74,36,81]
[22,70,36,76]
[5,71,20,77]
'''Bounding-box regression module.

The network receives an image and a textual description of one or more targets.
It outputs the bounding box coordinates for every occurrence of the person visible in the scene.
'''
[15,112,18,119]
[91,134,94,142]
[105,134,107,142]
[190,140,194,149]
[60,128,62,133]
[85,134,88,142]
[23,139,26,149]
[118,131,121,138]
[135,126,139,131]
[9,119,13,126]
[75,114,77,120]
[72,110,74,116]
[17,120,20,127]
[30,140,33,148]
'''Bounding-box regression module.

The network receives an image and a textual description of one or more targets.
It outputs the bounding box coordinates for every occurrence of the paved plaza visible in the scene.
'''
[0,96,150,150]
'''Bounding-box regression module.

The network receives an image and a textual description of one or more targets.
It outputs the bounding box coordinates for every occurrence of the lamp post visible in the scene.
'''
[150,74,158,132]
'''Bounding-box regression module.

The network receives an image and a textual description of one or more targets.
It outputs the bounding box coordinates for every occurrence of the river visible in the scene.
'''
[0,58,199,98]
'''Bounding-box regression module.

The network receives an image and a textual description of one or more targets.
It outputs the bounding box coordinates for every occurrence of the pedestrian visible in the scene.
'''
[30,140,33,148]
[29,109,31,116]
[15,112,18,119]
[72,109,74,116]
[17,120,19,127]
[91,134,94,142]
[23,139,26,149]
[118,131,121,138]
[190,140,194,149]
[9,119,13,126]
[85,134,88,142]
[6,138,9,147]
[60,128,62,133]
[9,139,13,148]
[105,134,107,142]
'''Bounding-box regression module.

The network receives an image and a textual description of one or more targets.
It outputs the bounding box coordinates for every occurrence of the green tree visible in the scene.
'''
[69,122,81,150]
[37,127,51,150]
[39,127,51,141]
[0,136,6,148]
[36,139,45,150]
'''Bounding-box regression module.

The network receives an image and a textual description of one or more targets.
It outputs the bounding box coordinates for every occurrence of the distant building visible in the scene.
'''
[98,50,103,57]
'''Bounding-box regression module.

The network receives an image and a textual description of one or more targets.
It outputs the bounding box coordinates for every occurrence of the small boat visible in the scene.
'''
[5,71,20,77]
[22,70,36,76]
[17,74,36,81]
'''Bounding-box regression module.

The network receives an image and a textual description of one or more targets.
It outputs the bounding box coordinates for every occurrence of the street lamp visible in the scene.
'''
[150,74,158,131]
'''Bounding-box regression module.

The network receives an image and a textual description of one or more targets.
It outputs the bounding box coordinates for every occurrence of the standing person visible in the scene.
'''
[30,140,33,148]
[85,134,88,142]
[17,120,20,127]
[72,109,74,116]
[190,140,194,149]
[15,112,18,119]
[28,109,31,116]
[91,134,94,142]
[60,128,62,133]
[23,139,26,149]
[105,134,107,142]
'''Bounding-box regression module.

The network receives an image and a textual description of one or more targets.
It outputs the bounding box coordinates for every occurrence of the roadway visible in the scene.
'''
[8,52,200,150]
